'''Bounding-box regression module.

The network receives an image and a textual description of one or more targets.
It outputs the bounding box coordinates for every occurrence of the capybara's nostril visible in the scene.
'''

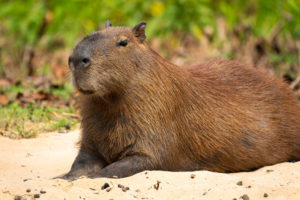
[81,57,91,68]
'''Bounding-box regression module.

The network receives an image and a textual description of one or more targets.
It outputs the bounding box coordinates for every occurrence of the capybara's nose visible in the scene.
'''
[68,56,91,71]
[81,57,91,68]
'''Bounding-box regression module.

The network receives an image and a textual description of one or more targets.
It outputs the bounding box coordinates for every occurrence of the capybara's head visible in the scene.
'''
[68,21,147,96]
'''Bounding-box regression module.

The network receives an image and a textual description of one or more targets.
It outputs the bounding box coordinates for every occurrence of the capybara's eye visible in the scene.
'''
[117,40,128,47]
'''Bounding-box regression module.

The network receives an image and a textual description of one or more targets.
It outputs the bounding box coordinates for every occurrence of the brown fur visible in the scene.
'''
[63,22,300,179]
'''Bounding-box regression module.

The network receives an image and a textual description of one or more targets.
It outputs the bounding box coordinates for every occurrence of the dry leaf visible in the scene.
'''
[0,94,9,105]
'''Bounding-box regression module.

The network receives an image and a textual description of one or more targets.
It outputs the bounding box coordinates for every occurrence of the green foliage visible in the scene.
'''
[0,0,46,47]
[0,81,77,138]
[1,1,299,78]
[0,0,298,47]
[49,82,75,99]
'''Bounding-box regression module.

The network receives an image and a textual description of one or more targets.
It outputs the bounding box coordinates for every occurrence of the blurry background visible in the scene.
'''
[0,0,299,138]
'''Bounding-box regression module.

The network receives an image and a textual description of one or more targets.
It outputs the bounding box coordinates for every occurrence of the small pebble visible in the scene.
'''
[153,181,161,190]
[26,189,31,193]
[34,193,40,198]
[263,193,268,198]
[236,181,243,186]
[65,124,71,130]
[40,189,46,194]
[135,189,140,192]
[101,183,110,190]
[122,187,130,192]
[106,187,112,192]
[14,196,22,200]
[247,185,251,188]
[202,192,207,196]
[190,174,196,179]
[240,194,249,200]
[2,189,9,194]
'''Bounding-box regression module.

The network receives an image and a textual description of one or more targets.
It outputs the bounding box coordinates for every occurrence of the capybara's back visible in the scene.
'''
[178,59,300,172]
[63,21,300,179]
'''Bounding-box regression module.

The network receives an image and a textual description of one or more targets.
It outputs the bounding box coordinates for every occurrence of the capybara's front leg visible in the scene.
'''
[61,151,108,180]
[89,155,153,178]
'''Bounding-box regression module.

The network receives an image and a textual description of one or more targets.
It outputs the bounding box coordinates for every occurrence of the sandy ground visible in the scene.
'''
[0,130,300,200]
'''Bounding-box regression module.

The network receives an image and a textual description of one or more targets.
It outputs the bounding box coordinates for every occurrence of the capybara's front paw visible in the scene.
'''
[53,172,80,181]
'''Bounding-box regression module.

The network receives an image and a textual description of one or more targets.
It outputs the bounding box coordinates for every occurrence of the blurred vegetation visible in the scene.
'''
[0,81,78,138]
[1,0,299,78]
[0,0,299,137]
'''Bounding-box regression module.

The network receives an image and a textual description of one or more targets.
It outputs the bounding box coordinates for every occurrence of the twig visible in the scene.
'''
[62,112,81,120]
[52,111,63,118]
[52,111,81,121]
[290,75,300,90]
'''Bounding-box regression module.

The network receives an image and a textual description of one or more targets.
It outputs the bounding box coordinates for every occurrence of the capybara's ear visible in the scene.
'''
[105,20,112,28]
[132,22,146,43]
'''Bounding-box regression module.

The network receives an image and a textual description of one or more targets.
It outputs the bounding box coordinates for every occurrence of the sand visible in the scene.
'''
[0,130,300,200]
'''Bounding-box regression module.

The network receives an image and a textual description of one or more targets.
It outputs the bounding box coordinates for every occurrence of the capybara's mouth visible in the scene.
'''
[78,88,95,95]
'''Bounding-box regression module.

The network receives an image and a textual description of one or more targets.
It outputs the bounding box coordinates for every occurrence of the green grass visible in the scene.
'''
[49,82,75,99]
[0,82,78,138]
[0,102,78,138]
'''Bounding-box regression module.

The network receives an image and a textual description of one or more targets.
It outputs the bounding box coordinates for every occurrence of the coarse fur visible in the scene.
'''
[63,21,300,179]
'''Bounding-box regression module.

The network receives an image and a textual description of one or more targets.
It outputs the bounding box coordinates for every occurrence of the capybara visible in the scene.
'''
[64,21,300,179]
